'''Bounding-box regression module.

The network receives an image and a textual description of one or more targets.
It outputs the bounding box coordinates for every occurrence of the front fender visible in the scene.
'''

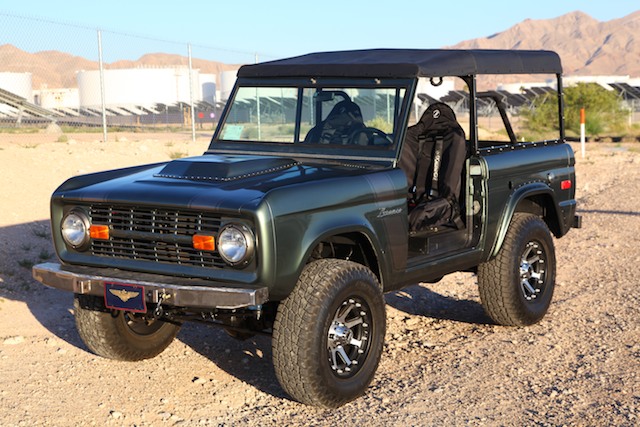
[268,204,407,300]
[264,169,408,299]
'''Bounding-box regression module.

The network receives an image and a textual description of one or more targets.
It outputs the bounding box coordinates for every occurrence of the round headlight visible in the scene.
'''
[61,209,90,249]
[217,224,254,266]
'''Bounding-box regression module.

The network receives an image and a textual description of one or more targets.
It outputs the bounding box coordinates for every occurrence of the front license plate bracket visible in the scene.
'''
[104,282,147,313]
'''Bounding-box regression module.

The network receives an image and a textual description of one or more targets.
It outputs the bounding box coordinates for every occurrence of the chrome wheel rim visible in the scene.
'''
[326,296,372,378]
[520,241,547,302]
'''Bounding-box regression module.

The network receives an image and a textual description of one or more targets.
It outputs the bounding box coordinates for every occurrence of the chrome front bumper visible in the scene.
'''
[32,262,269,310]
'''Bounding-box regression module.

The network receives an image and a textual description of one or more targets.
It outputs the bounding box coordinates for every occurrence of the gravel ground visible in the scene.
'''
[0,135,638,426]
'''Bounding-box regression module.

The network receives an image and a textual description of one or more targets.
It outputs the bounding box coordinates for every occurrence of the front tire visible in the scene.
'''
[74,295,180,361]
[478,213,556,326]
[272,259,386,408]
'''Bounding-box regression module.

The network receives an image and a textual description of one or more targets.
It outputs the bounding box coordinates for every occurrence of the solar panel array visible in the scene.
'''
[0,93,223,128]
[1,82,639,127]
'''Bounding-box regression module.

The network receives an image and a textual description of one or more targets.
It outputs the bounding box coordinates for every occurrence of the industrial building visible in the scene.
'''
[0,66,233,127]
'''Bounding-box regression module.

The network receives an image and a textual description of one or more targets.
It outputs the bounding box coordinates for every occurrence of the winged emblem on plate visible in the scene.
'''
[109,289,140,303]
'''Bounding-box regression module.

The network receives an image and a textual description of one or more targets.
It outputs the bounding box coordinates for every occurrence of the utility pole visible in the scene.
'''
[97,30,107,143]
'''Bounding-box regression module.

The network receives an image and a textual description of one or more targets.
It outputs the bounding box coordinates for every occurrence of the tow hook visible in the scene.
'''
[153,292,171,318]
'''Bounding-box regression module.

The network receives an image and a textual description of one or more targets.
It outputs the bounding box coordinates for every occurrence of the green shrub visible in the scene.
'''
[366,117,393,133]
[521,83,626,136]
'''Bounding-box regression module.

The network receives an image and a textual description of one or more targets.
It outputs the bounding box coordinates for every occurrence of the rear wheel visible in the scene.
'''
[74,295,180,361]
[478,213,556,326]
[272,259,386,408]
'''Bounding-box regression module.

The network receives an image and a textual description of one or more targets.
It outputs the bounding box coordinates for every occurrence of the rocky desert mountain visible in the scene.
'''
[0,44,98,88]
[0,44,238,89]
[1,10,638,90]
[451,10,640,77]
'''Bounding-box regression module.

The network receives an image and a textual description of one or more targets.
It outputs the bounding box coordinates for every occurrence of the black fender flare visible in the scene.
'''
[299,223,388,286]
[490,182,559,258]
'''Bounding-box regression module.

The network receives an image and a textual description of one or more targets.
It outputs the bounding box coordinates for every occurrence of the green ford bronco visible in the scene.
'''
[33,49,581,408]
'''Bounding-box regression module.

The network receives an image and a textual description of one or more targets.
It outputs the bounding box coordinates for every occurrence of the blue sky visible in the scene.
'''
[1,1,638,64]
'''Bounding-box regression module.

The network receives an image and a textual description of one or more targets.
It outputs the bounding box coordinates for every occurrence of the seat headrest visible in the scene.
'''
[416,102,462,134]
[325,100,364,123]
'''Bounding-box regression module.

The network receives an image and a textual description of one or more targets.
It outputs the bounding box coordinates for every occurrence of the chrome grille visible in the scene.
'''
[89,205,225,268]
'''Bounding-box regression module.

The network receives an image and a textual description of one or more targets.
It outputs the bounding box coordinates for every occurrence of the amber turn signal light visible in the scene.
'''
[193,234,215,251]
[89,224,110,240]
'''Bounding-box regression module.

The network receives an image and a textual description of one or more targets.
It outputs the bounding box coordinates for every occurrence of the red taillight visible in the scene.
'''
[561,180,572,190]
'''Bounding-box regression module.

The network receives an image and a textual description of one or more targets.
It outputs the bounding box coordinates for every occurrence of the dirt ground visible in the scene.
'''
[0,132,638,426]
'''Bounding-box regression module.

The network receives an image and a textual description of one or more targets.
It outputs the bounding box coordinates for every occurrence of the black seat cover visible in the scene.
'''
[304,100,366,144]
[400,103,467,232]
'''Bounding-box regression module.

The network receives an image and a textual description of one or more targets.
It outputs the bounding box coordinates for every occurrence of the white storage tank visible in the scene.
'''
[200,73,217,104]
[0,72,33,101]
[219,70,238,102]
[77,67,203,108]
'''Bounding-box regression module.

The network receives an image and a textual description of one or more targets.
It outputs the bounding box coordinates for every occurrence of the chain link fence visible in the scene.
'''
[2,12,639,145]
[0,12,264,143]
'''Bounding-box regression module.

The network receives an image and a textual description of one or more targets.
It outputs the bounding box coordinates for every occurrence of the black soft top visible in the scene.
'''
[238,49,562,79]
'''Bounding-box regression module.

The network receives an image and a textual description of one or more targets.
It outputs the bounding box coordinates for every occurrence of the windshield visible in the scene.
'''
[216,82,408,149]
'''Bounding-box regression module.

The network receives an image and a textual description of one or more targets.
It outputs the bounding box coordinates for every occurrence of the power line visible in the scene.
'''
[0,10,281,60]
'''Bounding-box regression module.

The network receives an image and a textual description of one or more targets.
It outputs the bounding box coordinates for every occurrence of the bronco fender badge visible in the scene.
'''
[377,207,402,218]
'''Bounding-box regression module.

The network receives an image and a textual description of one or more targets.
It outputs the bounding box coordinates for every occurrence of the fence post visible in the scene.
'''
[580,108,585,158]
[188,43,196,143]
[97,29,107,143]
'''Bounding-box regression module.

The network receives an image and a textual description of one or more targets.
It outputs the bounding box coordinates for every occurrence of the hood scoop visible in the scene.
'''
[155,155,300,182]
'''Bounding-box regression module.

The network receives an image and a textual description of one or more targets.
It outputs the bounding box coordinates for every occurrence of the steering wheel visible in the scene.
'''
[348,127,393,146]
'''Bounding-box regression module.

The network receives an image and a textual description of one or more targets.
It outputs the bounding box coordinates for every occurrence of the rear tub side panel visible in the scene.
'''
[480,143,577,259]
[264,168,409,299]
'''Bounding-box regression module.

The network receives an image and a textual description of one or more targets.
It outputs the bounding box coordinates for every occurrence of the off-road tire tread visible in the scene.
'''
[477,213,556,326]
[74,295,179,361]
[272,259,384,408]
